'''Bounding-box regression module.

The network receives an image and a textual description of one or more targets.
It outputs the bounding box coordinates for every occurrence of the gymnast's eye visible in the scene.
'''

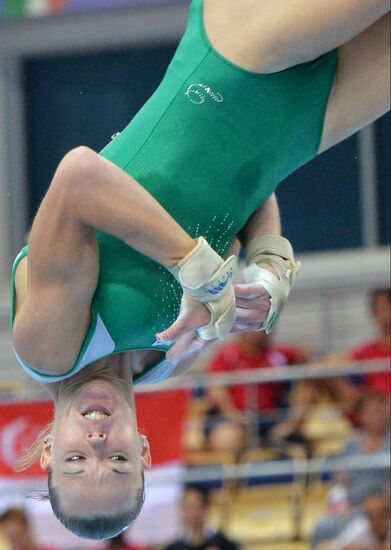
[110,455,128,462]
[66,455,85,462]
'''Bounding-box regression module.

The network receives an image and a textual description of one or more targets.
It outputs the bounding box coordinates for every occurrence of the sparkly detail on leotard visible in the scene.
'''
[151,213,235,335]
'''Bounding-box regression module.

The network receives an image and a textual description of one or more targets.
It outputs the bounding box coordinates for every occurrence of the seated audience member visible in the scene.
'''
[311,392,390,548]
[164,485,240,550]
[204,331,309,456]
[340,392,390,506]
[332,489,390,550]
[350,288,390,394]
[327,288,390,423]
[0,508,57,550]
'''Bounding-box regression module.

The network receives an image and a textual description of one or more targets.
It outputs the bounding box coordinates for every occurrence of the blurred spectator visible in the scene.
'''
[291,288,391,430]
[164,485,240,550]
[204,332,309,457]
[349,288,390,394]
[339,392,390,506]
[331,489,390,550]
[311,392,390,547]
[88,532,149,550]
[327,288,390,423]
[0,508,57,550]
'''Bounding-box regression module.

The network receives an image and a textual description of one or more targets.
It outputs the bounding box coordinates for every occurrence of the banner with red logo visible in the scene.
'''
[0,401,54,477]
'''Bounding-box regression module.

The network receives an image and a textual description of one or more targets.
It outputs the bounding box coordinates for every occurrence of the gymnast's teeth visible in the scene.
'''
[83,411,109,421]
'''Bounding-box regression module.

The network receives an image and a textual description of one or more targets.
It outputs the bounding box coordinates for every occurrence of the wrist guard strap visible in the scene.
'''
[168,237,237,340]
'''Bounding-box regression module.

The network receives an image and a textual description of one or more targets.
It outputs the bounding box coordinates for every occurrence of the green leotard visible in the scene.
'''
[10,0,338,384]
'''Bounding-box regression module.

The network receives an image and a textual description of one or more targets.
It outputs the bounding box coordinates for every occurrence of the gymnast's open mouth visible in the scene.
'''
[80,406,112,420]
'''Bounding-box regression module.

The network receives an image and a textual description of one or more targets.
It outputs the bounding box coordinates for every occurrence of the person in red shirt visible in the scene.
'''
[322,288,390,427]
[204,331,308,457]
[349,288,390,395]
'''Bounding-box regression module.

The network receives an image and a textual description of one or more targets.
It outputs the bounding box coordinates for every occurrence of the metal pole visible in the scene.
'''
[0,358,389,401]
[358,124,379,247]
[145,452,390,486]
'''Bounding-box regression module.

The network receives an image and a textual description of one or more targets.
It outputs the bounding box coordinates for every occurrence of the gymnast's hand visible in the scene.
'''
[157,284,268,362]
[156,298,212,364]
[234,235,301,334]
[156,237,237,363]
[230,283,272,333]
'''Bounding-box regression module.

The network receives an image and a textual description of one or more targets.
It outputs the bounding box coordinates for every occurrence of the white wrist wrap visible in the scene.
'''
[169,237,237,341]
[243,235,301,334]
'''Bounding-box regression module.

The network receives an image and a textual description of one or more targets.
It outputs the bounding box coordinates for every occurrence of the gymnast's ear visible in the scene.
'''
[139,435,152,469]
[40,436,54,471]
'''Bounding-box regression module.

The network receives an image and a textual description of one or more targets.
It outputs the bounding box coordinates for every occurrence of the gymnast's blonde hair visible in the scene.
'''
[15,421,54,473]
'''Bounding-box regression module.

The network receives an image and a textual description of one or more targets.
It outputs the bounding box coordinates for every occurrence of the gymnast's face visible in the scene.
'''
[40,379,150,516]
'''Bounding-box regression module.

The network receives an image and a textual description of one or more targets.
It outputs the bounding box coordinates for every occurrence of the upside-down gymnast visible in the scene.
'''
[10,0,390,541]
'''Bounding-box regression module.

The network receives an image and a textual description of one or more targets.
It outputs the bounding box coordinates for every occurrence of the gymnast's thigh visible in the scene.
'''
[318,14,390,153]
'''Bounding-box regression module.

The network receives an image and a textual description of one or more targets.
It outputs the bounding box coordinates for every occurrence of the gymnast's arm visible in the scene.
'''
[229,194,284,333]
[237,194,281,252]
[13,149,234,371]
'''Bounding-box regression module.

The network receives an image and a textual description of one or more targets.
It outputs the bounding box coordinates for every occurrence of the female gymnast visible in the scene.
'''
[10,0,390,540]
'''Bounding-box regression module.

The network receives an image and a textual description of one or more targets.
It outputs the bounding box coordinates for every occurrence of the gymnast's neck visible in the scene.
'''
[45,351,141,401]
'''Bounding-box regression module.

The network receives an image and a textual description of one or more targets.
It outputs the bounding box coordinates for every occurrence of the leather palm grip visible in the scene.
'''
[169,237,237,341]
[244,235,301,333]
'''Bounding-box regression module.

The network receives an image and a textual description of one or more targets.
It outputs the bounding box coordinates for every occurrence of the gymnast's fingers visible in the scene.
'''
[166,331,207,363]
[156,299,210,344]
[234,283,270,300]
[235,302,270,322]
[230,322,264,334]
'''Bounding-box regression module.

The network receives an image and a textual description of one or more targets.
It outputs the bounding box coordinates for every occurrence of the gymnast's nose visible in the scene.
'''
[86,431,107,445]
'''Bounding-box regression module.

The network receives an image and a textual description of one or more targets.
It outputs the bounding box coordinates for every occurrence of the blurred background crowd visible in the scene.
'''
[0,1,389,549]
[0,285,389,549]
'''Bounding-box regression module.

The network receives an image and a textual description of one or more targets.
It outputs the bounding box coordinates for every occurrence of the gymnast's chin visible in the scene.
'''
[15,354,151,541]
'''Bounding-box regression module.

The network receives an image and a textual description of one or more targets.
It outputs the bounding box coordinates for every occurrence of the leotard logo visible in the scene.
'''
[185,83,224,105]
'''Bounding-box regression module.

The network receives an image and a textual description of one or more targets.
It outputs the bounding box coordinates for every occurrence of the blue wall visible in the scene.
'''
[376,112,391,246]
[24,45,177,223]
[276,134,362,252]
